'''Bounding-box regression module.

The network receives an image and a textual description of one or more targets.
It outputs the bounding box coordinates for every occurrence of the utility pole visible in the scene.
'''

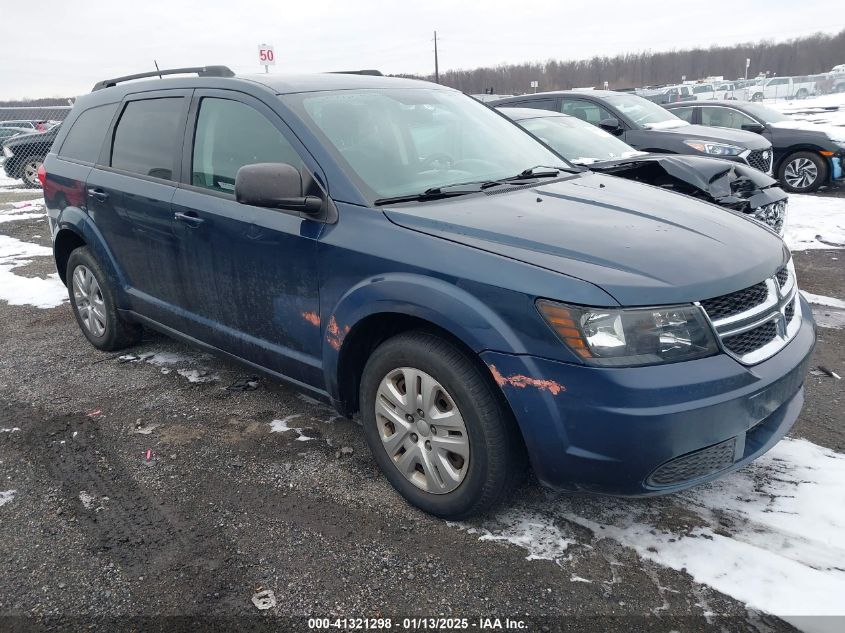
[434,31,439,84]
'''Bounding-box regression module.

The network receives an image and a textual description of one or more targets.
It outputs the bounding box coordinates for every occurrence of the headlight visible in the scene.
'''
[682,140,744,156]
[2,146,12,158]
[537,300,719,366]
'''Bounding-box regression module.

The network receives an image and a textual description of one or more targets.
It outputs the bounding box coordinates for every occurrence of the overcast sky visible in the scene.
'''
[1,0,842,99]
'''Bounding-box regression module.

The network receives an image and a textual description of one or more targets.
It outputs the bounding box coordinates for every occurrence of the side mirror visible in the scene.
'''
[235,163,323,215]
[741,123,766,134]
[598,117,623,135]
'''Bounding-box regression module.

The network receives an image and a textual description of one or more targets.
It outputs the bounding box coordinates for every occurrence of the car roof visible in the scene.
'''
[664,100,756,108]
[498,89,622,100]
[497,107,569,121]
[89,71,442,97]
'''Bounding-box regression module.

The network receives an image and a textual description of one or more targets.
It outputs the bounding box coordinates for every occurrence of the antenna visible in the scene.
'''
[153,60,163,79]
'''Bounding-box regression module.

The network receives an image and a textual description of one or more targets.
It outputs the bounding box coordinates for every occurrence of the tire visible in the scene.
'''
[359,331,525,519]
[21,157,43,188]
[751,92,764,102]
[66,247,142,351]
[778,151,827,193]
[795,88,809,100]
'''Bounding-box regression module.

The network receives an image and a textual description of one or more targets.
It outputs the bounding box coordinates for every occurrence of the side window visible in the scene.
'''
[700,107,756,129]
[505,99,556,111]
[111,98,184,180]
[671,107,695,123]
[59,103,118,163]
[192,98,302,193]
[560,99,613,125]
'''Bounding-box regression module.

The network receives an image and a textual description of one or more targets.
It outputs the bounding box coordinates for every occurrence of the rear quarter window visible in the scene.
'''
[58,103,118,163]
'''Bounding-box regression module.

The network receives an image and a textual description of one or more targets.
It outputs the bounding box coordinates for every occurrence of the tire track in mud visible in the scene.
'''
[8,403,245,611]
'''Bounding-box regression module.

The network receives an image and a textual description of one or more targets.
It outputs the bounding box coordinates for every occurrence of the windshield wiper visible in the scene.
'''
[374,182,489,206]
[373,166,575,206]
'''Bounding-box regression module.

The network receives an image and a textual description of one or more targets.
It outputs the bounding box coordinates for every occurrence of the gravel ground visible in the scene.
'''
[0,189,842,632]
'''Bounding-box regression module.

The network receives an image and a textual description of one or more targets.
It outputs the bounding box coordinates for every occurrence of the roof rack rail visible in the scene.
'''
[92,65,235,91]
[328,69,383,76]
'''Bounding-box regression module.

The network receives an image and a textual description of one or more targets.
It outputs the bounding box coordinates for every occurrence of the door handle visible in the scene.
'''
[174,211,205,228]
[87,188,109,202]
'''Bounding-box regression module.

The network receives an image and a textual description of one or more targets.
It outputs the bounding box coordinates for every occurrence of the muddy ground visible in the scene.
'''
[0,195,842,632]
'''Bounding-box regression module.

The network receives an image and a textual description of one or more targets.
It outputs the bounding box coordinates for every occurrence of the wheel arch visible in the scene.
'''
[323,273,527,415]
[53,208,129,306]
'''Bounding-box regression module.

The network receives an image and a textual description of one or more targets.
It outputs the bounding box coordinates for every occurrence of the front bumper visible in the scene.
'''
[482,296,816,495]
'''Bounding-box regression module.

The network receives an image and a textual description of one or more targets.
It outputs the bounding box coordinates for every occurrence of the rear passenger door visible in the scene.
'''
[170,90,323,386]
[86,90,192,329]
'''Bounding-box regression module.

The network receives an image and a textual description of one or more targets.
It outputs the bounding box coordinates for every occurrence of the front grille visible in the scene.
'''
[785,300,795,322]
[722,320,778,355]
[699,262,800,365]
[746,149,773,173]
[647,438,736,487]
[700,282,769,321]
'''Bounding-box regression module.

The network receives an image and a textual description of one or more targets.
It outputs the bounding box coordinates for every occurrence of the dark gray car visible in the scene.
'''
[491,90,774,174]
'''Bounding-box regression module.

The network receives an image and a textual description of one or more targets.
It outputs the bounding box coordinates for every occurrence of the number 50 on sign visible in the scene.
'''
[258,44,276,66]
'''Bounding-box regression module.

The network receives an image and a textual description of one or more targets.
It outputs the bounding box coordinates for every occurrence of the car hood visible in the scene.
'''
[589,153,780,201]
[383,172,787,306]
[770,119,843,140]
[647,123,771,149]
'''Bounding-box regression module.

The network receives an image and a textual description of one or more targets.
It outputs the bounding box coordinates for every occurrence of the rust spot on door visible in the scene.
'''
[301,311,320,327]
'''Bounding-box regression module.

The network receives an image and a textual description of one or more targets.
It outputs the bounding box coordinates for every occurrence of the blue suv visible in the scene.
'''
[41,66,815,518]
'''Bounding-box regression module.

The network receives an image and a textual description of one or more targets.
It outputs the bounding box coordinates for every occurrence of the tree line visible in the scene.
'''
[400,29,845,95]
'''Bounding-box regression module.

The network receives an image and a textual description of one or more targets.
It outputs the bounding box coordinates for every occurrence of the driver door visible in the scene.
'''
[170,90,325,387]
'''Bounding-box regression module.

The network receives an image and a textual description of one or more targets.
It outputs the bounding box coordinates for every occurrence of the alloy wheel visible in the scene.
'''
[23,160,42,187]
[784,157,818,190]
[374,367,470,494]
[72,265,107,337]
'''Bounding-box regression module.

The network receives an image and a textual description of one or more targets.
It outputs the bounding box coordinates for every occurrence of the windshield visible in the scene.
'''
[284,88,567,200]
[604,94,688,129]
[516,114,644,164]
[737,102,791,124]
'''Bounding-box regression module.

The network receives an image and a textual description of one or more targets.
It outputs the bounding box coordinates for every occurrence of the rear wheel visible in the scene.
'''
[779,151,827,193]
[751,92,764,102]
[67,247,142,351]
[359,331,525,518]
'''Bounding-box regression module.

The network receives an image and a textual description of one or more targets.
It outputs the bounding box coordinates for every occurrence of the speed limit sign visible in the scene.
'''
[258,44,276,68]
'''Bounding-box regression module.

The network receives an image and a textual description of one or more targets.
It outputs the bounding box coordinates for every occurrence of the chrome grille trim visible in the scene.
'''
[697,260,801,365]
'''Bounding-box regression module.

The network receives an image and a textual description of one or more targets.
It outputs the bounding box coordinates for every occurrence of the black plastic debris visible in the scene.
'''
[227,376,260,392]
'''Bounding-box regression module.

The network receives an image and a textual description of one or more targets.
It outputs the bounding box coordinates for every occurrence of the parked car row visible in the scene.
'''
[488,89,844,193]
[665,100,845,192]
[1,124,60,187]
[40,66,814,519]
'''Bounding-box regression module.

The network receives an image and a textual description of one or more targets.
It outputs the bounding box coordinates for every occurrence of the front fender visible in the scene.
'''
[321,273,528,399]
[56,207,129,308]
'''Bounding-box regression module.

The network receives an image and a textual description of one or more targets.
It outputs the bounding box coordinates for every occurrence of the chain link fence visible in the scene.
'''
[0,106,71,190]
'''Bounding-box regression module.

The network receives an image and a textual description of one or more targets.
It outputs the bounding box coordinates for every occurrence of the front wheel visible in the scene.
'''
[751,92,764,102]
[359,331,525,518]
[779,151,827,193]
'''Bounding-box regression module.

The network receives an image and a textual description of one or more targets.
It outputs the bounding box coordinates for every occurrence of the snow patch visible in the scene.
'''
[784,194,845,251]
[78,491,95,509]
[801,291,845,309]
[269,415,314,441]
[451,438,845,630]
[0,490,16,506]
[176,368,219,384]
[0,427,21,433]
[0,235,67,308]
